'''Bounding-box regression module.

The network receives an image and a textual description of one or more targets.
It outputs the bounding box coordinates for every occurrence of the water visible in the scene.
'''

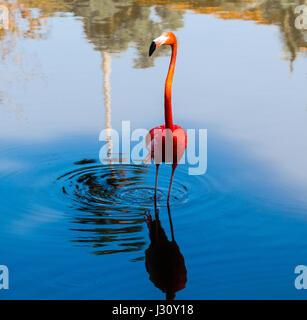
[0,0,307,299]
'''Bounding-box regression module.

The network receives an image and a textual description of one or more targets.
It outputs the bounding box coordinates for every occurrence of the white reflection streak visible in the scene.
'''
[102,51,113,162]
[0,5,9,30]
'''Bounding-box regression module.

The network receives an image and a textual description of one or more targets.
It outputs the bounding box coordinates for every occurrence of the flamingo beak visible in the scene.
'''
[149,41,156,56]
[149,34,168,56]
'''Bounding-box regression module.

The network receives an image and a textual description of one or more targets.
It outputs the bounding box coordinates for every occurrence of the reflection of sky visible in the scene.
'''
[0,13,307,199]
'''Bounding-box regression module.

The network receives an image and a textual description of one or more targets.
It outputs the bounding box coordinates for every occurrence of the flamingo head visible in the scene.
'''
[149,32,177,56]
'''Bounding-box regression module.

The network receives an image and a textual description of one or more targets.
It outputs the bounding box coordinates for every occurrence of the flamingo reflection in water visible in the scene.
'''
[145,199,187,300]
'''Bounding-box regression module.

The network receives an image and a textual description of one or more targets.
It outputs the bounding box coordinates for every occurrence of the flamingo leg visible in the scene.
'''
[167,163,177,205]
[154,189,160,225]
[154,164,160,201]
[167,202,175,242]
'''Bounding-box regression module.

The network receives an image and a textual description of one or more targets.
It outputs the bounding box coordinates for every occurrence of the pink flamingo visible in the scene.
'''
[147,32,187,204]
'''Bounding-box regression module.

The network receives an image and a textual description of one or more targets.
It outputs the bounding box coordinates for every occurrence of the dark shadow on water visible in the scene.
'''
[145,200,187,300]
[74,158,97,165]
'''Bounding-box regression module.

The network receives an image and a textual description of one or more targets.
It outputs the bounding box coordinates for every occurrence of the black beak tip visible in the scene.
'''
[149,41,156,56]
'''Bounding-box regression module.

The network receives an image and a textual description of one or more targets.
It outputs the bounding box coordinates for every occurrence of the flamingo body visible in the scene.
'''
[146,125,187,165]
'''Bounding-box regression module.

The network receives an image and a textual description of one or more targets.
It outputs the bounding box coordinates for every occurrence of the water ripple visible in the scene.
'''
[56,163,189,255]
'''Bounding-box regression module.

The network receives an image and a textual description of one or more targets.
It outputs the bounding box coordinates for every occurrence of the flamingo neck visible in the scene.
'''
[164,41,177,130]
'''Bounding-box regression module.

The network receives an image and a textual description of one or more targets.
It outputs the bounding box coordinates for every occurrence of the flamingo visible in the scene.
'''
[147,32,187,204]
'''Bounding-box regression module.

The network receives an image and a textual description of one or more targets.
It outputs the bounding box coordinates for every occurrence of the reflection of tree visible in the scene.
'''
[136,0,307,64]
[0,1,69,112]
[1,0,306,69]
[0,0,69,48]
[67,0,184,68]
[102,51,113,160]
[277,2,307,69]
